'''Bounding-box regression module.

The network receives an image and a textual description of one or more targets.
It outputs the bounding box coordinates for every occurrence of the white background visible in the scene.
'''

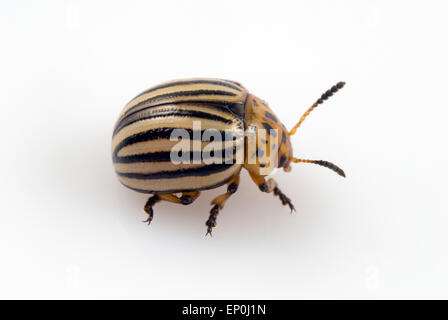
[1,0,447,299]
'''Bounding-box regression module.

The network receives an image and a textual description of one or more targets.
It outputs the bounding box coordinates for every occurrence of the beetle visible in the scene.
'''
[112,78,346,235]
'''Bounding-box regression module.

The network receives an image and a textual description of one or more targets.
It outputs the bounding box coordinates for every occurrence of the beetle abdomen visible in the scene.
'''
[112,79,247,193]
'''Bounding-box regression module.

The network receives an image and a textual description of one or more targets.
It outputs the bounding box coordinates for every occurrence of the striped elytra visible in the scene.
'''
[112,78,347,235]
[112,78,247,194]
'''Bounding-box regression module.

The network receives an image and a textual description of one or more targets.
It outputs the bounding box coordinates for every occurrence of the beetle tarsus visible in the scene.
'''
[143,194,159,226]
[143,211,153,225]
[250,175,296,213]
[205,175,240,236]
[205,204,219,236]
[273,186,296,213]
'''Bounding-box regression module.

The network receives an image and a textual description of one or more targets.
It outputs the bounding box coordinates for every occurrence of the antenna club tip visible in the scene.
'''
[336,81,346,89]
[319,81,346,103]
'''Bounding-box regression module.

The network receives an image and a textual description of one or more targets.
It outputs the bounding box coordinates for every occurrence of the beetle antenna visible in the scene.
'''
[289,81,345,136]
[290,157,346,177]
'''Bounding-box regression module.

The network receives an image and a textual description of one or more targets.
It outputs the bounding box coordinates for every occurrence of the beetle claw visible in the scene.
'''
[143,213,153,226]
[288,203,296,214]
[143,206,154,226]
[143,195,159,227]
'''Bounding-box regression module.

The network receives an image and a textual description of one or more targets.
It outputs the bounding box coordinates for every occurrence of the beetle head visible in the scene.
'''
[244,82,347,178]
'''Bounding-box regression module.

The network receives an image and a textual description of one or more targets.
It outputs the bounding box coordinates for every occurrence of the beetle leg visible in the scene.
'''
[143,194,159,225]
[143,191,200,226]
[205,175,240,236]
[248,172,295,213]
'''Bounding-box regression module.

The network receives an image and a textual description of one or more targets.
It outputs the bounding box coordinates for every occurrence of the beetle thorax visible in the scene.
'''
[243,94,293,176]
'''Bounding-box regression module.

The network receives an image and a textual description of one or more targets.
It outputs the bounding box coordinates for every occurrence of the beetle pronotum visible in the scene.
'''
[112,78,346,235]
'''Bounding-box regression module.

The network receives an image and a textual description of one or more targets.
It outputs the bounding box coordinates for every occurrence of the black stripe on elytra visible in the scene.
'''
[282,131,287,143]
[118,101,244,127]
[125,90,237,116]
[119,173,237,194]
[114,146,239,164]
[117,163,235,180]
[113,128,240,158]
[265,111,278,123]
[113,109,233,136]
[133,79,242,100]
[218,79,242,86]
[261,122,277,137]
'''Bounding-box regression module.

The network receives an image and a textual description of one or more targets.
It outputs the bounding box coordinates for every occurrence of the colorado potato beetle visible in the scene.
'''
[112,78,346,235]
